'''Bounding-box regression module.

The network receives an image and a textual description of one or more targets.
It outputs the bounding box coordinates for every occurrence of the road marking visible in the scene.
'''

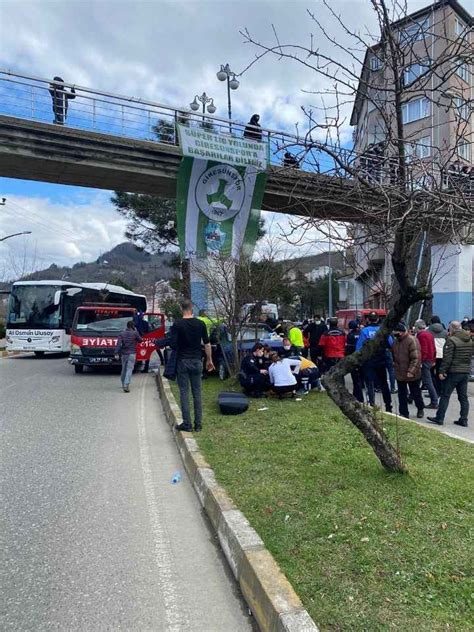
[138,377,189,632]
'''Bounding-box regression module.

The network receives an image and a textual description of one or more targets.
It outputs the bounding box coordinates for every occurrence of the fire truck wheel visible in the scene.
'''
[74,365,84,374]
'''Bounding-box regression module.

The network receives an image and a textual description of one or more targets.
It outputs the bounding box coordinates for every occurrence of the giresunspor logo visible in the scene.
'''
[195,164,245,221]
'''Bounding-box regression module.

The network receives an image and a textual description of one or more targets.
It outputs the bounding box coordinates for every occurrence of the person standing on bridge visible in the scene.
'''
[49,76,76,125]
[243,114,262,141]
[115,320,142,392]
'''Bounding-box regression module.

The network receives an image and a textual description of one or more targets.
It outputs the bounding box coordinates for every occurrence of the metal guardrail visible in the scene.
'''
[0,69,472,196]
[0,69,362,176]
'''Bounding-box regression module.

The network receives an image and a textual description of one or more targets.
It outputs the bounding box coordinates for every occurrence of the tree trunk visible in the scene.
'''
[181,259,191,299]
[323,367,406,473]
[321,278,429,473]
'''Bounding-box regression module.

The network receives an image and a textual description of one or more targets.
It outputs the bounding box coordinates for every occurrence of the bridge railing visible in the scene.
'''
[0,70,471,197]
[0,69,362,176]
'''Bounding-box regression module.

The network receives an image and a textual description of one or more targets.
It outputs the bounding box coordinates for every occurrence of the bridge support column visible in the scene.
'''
[190,259,209,315]
[431,245,473,324]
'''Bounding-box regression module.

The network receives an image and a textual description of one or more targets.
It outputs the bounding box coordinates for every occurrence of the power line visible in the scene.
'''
[1,198,80,241]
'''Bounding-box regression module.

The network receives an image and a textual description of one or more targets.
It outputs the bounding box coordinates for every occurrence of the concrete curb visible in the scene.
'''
[0,350,24,358]
[156,372,319,632]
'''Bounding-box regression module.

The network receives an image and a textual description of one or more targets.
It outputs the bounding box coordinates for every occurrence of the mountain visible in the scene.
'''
[13,243,177,292]
[1,243,344,295]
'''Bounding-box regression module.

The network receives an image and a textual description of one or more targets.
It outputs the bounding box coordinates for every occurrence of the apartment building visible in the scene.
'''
[343,0,473,322]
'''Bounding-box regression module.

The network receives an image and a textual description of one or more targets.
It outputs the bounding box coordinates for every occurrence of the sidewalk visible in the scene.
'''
[345,376,473,443]
[403,380,474,443]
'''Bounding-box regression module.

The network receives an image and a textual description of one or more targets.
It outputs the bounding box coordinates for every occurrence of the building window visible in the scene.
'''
[455,59,470,83]
[406,135,431,161]
[402,97,430,124]
[399,16,430,44]
[370,55,382,71]
[454,96,470,121]
[368,123,385,145]
[455,18,466,36]
[403,59,430,86]
[457,139,471,161]
[367,89,382,113]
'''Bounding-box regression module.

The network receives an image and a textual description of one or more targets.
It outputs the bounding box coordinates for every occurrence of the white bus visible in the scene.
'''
[6,280,147,355]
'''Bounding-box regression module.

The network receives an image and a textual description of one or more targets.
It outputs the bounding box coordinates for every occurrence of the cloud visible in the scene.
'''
[0,0,469,275]
[1,0,446,132]
[0,193,128,280]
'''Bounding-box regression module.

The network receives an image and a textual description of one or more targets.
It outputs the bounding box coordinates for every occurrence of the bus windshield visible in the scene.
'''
[74,308,134,334]
[8,285,61,328]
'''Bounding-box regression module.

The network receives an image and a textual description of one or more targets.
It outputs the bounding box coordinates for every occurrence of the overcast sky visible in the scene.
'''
[0,0,470,279]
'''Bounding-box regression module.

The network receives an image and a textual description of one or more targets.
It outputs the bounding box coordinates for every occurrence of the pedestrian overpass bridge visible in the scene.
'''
[0,70,389,220]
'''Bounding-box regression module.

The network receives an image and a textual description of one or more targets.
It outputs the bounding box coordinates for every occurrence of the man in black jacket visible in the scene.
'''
[49,76,76,125]
[306,315,328,363]
[345,320,364,403]
[171,300,214,432]
[239,343,269,397]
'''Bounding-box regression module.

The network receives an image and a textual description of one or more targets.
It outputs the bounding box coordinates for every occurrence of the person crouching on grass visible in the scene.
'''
[268,352,301,399]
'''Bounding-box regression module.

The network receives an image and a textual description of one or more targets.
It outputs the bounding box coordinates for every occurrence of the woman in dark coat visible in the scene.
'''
[49,76,76,125]
[243,114,262,141]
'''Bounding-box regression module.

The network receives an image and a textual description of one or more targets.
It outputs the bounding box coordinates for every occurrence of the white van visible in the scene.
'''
[241,302,279,321]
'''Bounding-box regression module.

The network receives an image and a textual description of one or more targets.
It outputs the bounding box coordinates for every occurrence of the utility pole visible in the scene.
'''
[328,230,333,318]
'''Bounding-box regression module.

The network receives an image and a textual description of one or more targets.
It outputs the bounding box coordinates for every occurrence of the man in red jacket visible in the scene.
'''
[415,319,438,409]
[319,317,346,373]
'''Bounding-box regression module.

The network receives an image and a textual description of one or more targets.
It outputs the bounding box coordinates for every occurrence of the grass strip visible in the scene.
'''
[171,378,473,631]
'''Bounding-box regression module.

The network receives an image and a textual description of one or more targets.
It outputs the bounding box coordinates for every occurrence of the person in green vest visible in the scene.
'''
[288,323,304,356]
[198,309,215,337]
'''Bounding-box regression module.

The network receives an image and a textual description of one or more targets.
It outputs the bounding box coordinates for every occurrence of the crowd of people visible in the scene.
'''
[238,312,474,426]
[122,300,472,433]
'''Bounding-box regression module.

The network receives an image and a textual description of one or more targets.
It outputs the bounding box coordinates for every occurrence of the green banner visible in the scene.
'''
[176,127,268,260]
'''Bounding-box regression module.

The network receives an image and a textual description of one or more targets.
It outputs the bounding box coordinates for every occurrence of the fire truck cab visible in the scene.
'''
[69,304,165,373]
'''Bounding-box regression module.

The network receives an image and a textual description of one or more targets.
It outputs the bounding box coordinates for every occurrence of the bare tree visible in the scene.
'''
[4,240,40,281]
[242,0,473,472]
[191,238,295,377]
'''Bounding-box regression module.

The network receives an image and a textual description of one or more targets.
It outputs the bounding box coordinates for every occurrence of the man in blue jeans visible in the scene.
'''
[427,321,473,427]
[170,299,215,432]
[356,312,393,412]
[115,320,142,392]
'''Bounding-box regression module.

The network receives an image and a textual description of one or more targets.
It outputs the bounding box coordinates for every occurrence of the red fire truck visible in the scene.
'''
[69,304,165,373]
[336,308,387,331]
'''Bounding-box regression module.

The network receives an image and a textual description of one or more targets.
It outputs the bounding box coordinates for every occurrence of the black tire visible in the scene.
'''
[218,361,228,381]
[74,364,84,374]
[34,351,45,357]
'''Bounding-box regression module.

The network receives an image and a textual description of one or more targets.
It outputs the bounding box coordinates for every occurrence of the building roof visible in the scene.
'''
[390,0,472,31]
[350,0,473,126]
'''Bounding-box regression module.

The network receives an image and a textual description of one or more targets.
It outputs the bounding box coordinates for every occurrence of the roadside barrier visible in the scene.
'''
[156,372,319,632]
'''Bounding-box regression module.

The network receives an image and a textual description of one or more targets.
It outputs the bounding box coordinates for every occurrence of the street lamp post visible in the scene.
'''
[0,231,32,243]
[216,63,239,133]
[189,92,216,116]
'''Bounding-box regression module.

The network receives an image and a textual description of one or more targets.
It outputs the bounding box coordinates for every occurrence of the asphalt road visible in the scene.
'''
[1,354,255,632]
